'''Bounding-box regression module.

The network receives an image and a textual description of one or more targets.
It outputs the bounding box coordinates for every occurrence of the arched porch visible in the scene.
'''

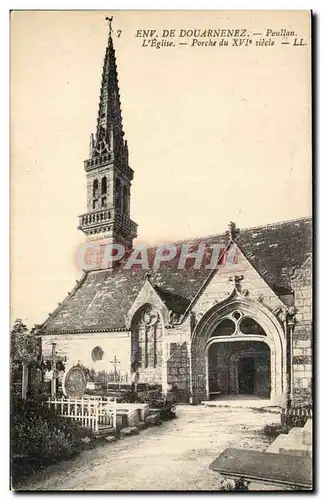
[190,295,287,406]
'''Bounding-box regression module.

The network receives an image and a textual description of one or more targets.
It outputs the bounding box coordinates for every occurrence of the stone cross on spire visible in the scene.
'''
[227,221,240,241]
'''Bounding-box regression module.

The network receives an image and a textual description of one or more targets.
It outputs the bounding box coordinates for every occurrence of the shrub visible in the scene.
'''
[262,423,289,438]
[219,479,248,491]
[11,398,93,486]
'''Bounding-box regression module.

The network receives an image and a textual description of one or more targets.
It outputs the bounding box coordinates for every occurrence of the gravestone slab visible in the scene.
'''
[62,365,86,398]
[209,447,312,490]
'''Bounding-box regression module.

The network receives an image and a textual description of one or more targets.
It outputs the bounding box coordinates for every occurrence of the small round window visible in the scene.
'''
[92,346,104,362]
[232,311,242,321]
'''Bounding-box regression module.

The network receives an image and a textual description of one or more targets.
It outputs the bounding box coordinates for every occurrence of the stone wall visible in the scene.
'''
[291,258,312,404]
[167,341,190,402]
[136,365,163,385]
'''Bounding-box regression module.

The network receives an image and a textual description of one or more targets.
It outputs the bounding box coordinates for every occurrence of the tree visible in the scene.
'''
[10,318,39,363]
[10,319,40,399]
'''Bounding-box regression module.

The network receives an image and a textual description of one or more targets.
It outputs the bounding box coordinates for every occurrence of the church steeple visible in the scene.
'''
[93,25,124,161]
[78,19,138,250]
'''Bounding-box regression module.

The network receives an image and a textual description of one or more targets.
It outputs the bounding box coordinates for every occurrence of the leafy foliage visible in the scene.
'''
[10,318,40,363]
[11,398,93,486]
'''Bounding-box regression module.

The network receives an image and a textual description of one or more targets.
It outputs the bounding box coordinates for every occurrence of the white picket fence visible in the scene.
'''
[46,396,117,434]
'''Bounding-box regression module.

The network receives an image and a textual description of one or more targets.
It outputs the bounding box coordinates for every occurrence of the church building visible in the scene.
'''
[38,28,312,407]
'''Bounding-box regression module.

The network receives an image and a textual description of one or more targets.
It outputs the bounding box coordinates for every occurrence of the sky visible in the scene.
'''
[11,10,311,327]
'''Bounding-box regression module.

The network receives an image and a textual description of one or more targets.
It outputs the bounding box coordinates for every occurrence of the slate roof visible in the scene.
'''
[40,216,312,334]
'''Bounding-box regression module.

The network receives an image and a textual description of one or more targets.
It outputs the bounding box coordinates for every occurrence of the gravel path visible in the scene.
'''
[18,405,278,491]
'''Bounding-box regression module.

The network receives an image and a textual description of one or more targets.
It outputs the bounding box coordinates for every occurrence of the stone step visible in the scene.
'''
[288,426,304,439]
[302,419,312,446]
[96,425,115,437]
[119,426,139,437]
[105,435,117,443]
[136,421,148,431]
[146,414,161,426]
[279,438,311,458]
[265,434,288,454]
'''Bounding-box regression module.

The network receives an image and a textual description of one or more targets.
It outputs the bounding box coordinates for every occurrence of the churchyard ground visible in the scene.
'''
[17,405,279,491]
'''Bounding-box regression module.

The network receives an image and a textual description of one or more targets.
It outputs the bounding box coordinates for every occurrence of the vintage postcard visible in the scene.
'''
[11,10,312,491]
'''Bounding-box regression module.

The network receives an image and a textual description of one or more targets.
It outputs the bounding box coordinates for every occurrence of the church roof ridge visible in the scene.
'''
[236,215,312,233]
[147,215,312,249]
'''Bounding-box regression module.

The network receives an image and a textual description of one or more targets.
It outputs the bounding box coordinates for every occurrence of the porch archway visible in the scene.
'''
[190,295,286,405]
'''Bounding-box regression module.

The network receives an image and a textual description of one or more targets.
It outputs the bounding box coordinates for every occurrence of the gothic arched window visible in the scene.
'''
[212,318,236,337]
[210,313,267,339]
[239,317,266,336]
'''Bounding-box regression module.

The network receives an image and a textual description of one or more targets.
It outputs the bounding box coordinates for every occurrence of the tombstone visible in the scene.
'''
[62,365,86,398]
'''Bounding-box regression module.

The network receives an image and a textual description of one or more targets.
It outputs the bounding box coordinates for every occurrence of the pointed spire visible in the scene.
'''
[91,17,125,161]
[80,18,138,249]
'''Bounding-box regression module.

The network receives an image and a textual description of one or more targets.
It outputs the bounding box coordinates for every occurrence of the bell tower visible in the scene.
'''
[78,19,138,249]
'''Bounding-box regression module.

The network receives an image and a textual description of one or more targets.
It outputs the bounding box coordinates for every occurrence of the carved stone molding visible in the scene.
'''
[290,267,304,281]
[278,306,297,327]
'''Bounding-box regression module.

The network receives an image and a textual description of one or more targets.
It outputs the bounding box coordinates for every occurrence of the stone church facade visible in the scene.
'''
[38,29,312,407]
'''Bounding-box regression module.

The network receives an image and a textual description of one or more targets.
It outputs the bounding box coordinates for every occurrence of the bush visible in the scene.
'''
[219,478,249,491]
[11,398,93,486]
[262,423,289,438]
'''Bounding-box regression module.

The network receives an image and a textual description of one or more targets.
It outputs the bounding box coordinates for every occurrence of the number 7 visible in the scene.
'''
[117,30,122,38]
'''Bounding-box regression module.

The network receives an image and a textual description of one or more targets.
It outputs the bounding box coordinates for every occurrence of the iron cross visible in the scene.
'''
[110,355,120,374]
[105,16,113,36]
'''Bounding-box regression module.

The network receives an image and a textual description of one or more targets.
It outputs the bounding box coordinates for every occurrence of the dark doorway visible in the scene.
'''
[238,357,255,394]
[207,340,271,399]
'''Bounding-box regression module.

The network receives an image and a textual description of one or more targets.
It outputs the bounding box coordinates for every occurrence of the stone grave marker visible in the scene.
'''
[62,365,86,398]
